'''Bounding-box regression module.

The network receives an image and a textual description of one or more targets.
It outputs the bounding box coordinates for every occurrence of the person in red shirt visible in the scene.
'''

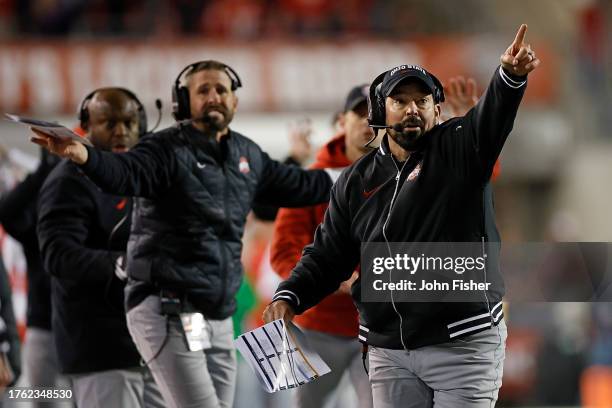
[271,84,374,408]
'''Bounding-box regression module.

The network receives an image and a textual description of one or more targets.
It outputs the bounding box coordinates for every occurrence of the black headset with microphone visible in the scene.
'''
[171,60,242,121]
[77,87,149,137]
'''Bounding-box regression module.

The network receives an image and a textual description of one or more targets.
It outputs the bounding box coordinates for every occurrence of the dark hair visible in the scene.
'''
[185,60,231,81]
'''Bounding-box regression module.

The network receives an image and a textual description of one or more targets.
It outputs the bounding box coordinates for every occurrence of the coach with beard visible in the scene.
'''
[265,25,540,408]
[31,60,334,408]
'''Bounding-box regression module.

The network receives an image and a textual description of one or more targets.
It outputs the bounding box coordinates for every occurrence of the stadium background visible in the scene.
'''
[0,0,610,406]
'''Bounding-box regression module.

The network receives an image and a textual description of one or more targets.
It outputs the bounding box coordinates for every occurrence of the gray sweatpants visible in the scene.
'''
[69,366,164,408]
[368,320,507,408]
[295,328,373,408]
[23,327,60,388]
[126,295,237,408]
[23,327,73,408]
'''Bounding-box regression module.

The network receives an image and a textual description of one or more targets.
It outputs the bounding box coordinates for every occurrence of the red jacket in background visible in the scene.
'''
[271,133,358,337]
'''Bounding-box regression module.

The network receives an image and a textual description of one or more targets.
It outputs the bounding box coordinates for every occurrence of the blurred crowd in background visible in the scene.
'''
[0,0,605,43]
[0,0,611,407]
[0,0,532,38]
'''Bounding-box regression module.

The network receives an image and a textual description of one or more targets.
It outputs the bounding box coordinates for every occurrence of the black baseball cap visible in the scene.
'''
[344,84,370,112]
[380,64,443,102]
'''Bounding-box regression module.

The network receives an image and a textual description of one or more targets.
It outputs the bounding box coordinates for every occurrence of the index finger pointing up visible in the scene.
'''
[513,24,528,50]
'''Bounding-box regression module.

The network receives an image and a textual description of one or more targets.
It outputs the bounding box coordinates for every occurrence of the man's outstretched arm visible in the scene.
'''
[31,130,175,198]
[443,24,540,180]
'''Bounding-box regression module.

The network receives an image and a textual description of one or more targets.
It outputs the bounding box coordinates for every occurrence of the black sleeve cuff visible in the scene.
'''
[80,144,100,173]
[271,289,301,313]
[500,66,528,81]
[498,66,527,89]
[283,156,301,167]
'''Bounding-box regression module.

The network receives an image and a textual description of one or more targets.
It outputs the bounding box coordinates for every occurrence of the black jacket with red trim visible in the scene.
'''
[38,160,139,374]
[273,66,527,349]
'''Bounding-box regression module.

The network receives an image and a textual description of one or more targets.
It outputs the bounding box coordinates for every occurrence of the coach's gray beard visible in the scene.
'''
[197,111,234,133]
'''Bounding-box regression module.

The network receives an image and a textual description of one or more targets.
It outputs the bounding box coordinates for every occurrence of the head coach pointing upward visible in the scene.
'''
[264,24,540,408]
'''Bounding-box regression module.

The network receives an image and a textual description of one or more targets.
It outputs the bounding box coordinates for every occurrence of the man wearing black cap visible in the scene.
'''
[265,24,540,407]
[270,84,374,408]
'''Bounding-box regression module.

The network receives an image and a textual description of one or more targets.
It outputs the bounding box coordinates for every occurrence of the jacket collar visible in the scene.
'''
[377,134,390,156]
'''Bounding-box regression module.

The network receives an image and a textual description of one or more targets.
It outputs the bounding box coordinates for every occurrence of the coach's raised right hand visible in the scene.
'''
[30,128,89,165]
[500,24,540,76]
[263,300,296,324]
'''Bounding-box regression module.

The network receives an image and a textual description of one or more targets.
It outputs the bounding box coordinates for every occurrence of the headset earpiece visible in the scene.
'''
[224,65,242,91]
[172,82,191,122]
[367,71,388,129]
[78,90,94,130]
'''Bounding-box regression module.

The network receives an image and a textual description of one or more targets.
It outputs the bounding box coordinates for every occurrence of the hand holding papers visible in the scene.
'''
[5,114,91,164]
[4,114,93,147]
[235,320,330,393]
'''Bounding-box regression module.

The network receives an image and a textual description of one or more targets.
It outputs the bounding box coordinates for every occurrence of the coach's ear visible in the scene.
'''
[337,112,347,131]
[231,93,238,112]
[434,103,442,125]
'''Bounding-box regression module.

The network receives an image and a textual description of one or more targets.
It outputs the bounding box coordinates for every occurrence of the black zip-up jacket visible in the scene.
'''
[77,125,333,318]
[38,160,139,374]
[0,150,59,330]
[273,66,527,349]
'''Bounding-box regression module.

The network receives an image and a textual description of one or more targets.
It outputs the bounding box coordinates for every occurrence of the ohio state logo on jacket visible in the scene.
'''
[239,156,250,174]
[407,162,422,181]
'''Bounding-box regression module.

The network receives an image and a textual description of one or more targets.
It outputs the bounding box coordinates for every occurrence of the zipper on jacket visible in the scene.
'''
[481,185,493,323]
[481,235,492,322]
[382,156,409,350]
[216,162,231,309]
